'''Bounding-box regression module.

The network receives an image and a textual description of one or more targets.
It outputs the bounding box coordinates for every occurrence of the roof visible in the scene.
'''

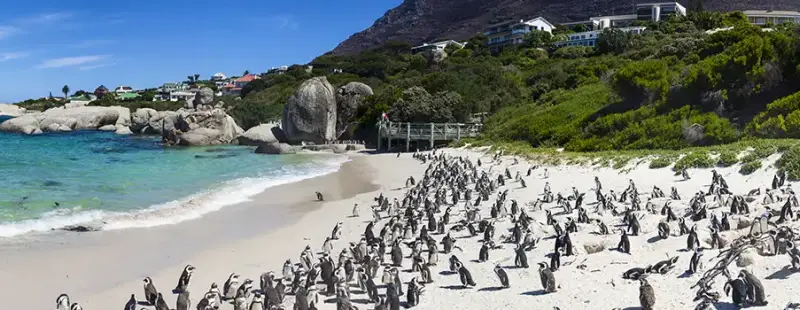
[212,72,226,77]
[115,86,133,90]
[743,10,800,17]
[95,85,109,91]
[117,92,140,99]
[411,40,466,50]
[589,14,638,21]
[236,74,259,82]
[523,17,554,28]
[636,2,684,7]
[222,83,235,88]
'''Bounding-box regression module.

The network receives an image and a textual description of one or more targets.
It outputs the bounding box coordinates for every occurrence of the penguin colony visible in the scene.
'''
[53,149,800,309]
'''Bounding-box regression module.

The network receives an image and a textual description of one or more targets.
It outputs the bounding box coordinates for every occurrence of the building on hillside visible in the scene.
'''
[94,85,109,98]
[635,2,687,22]
[268,66,289,75]
[554,26,647,47]
[117,92,141,101]
[484,17,554,49]
[588,15,639,30]
[211,72,227,81]
[221,74,261,96]
[743,10,800,25]
[158,82,189,93]
[169,91,196,102]
[114,86,134,94]
[68,94,97,106]
[411,40,467,54]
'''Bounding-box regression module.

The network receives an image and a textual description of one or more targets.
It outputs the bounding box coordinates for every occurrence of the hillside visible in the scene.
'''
[331,0,800,55]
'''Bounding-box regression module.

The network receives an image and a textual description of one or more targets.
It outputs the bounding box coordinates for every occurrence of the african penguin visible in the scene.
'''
[494,265,510,288]
[176,290,190,310]
[143,277,158,305]
[124,294,136,310]
[224,273,240,300]
[155,293,170,310]
[538,262,557,293]
[174,264,196,293]
[56,294,70,310]
[639,277,655,310]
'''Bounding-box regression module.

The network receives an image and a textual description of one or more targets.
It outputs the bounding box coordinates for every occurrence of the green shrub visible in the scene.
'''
[673,151,714,171]
[716,150,738,167]
[776,144,800,180]
[649,155,676,169]
[739,160,762,175]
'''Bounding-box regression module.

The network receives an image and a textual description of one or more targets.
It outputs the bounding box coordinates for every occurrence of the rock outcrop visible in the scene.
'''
[335,82,374,137]
[236,123,286,147]
[0,103,25,117]
[282,77,338,144]
[193,87,215,108]
[0,106,132,135]
[164,108,244,146]
[255,142,297,155]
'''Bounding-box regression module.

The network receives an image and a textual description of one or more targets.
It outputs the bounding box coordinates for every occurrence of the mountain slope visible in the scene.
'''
[330,0,800,55]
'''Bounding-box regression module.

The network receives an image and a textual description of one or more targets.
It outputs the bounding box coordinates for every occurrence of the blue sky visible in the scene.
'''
[0,0,401,102]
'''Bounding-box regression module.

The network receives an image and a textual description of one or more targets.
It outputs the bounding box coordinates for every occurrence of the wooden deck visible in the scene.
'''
[377,121,482,151]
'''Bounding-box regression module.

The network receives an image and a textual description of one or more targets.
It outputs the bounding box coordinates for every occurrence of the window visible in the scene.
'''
[581,35,586,39]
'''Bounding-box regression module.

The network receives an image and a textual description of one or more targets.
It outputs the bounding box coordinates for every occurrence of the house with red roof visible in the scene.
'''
[222,74,260,96]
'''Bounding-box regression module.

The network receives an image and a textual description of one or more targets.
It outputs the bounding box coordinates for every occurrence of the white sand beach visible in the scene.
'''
[3,147,799,310]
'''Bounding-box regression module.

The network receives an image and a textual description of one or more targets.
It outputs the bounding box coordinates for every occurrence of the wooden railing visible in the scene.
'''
[377,121,482,151]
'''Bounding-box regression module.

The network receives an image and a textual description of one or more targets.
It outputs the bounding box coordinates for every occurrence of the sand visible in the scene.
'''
[3,147,799,310]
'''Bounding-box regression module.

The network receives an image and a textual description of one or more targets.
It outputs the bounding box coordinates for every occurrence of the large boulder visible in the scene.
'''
[146,111,180,135]
[131,108,158,133]
[0,115,41,134]
[192,87,215,108]
[282,77,337,144]
[166,108,243,146]
[335,82,373,137]
[0,103,25,117]
[236,123,283,146]
[255,142,297,155]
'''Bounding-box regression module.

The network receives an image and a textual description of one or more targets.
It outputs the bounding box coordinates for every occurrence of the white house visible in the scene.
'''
[484,17,554,48]
[554,26,647,48]
[411,40,467,54]
[114,86,134,94]
[635,2,687,22]
[169,91,196,102]
[211,72,227,81]
[743,10,800,26]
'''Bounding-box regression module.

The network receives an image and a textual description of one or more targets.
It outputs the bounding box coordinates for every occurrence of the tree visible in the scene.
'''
[596,28,631,54]
[73,90,87,97]
[240,78,267,98]
[48,92,54,99]
[695,0,704,12]
[243,70,250,76]
[187,75,194,83]
[522,30,553,48]
[194,74,200,82]
[62,85,70,99]
[572,24,589,33]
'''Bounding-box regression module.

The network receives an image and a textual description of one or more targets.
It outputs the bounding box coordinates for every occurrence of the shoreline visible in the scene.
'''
[0,153,403,309]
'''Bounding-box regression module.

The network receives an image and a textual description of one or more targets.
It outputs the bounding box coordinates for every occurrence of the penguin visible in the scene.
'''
[176,290,190,310]
[56,294,70,310]
[294,286,310,310]
[155,293,170,310]
[143,277,158,305]
[623,266,652,280]
[196,292,216,310]
[236,278,254,301]
[688,248,703,274]
[124,294,136,310]
[724,274,748,308]
[657,220,670,239]
[331,222,343,240]
[406,278,422,307]
[365,275,379,303]
[223,273,239,300]
[316,191,324,201]
[249,292,265,310]
[538,262,557,293]
[494,265,510,288]
[458,263,477,288]
[513,244,529,268]
[617,229,630,254]
[639,277,655,310]
[420,262,434,284]
[175,264,196,293]
[677,217,689,236]
[479,243,490,262]
[652,256,679,274]
[687,225,700,250]
[207,283,221,304]
[739,269,768,306]
[352,203,359,217]
[386,283,401,310]
[69,303,83,310]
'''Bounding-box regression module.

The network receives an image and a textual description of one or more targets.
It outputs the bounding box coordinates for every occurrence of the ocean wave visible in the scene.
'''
[0,155,349,237]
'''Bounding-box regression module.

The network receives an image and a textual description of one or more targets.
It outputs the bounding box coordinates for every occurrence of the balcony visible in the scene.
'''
[511,28,530,35]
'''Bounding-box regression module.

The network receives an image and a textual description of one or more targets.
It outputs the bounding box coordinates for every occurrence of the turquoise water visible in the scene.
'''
[0,131,345,237]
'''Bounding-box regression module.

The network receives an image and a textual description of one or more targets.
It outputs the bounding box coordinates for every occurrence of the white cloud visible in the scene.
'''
[36,55,109,69]
[0,52,29,61]
[0,26,20,40]
[79,63,114,71]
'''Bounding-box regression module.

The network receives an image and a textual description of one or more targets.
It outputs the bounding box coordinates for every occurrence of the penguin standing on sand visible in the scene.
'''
[677,217,689,236]
[457,262,477,288]
[688,248,703,274]
[687,225,700,250]
[143,277,158,305]
[538,262,557,293]
[331,222,343,240]
[657,220,670,239]
[176,290,190,310]
[724,273,748,308]
[494,265,510,288]
[224,273,240,300]
[739,269,768,306]
[248,292,264,310]
[617,229,631,254]
[316,192,324,201]
[352,203,359,217]
[406,278,422,307]
[479,243,490,262]
[386,283,401,310]
[515,244,529,268]
[174,264,195,293]
[549,248,561,271]
[639,277,655,310]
